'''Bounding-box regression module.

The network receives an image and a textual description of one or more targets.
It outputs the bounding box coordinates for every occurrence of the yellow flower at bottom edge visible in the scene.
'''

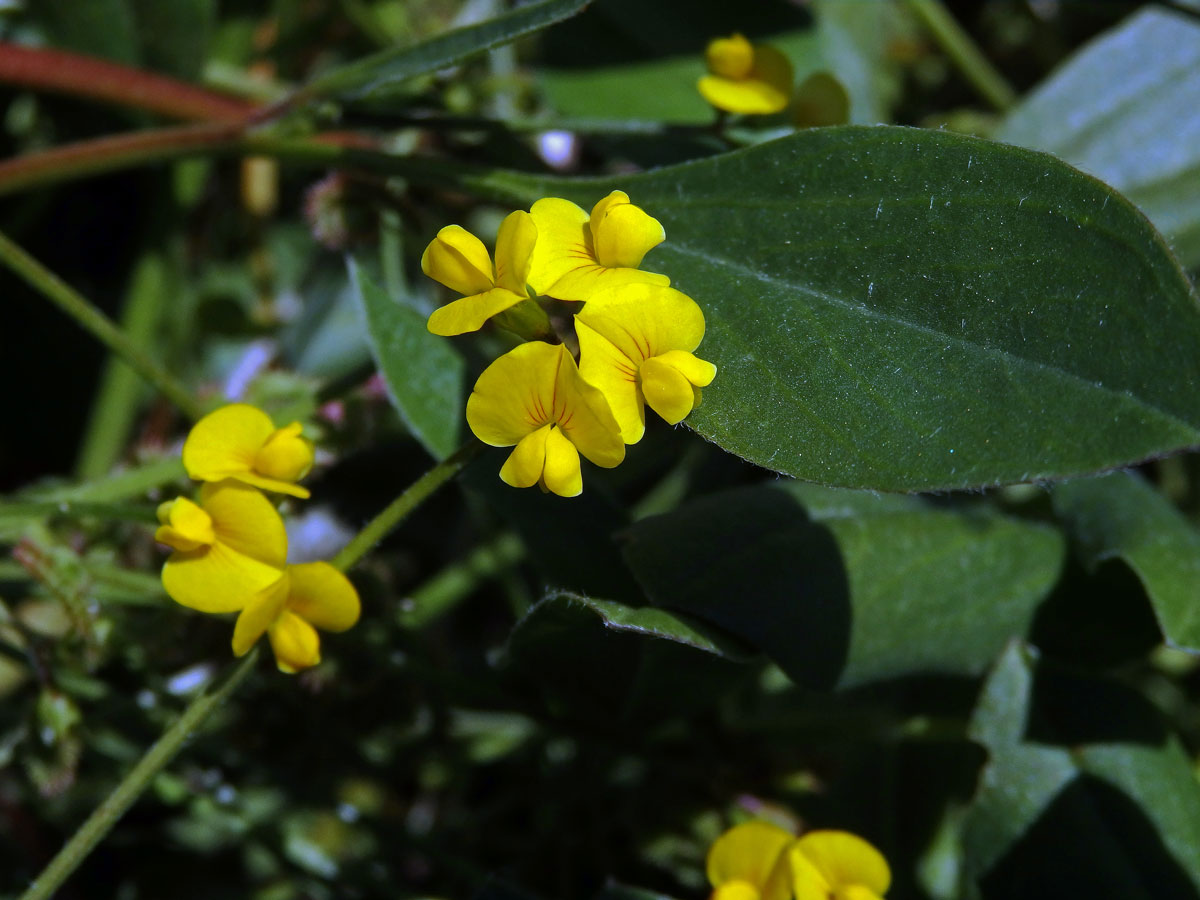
[576,284,716,444]
[698,32,793,115]
[422,210,538,336]
[232,562,361,673]
[183,403,314,499]
[156,481,288,614]
[527,191,670,303]
[706,821,795,900]
[466,341,625,497]
[790,830,891,900]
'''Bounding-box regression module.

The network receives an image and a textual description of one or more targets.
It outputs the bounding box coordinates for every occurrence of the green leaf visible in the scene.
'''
[500,592,750,722]
[964,642,1200,897]
[32,0,141,65]
[489,126,1200,491]
[996,7,1200,267]
[129,0,215,80]
[1051,471,1200,653]
[347,257,464,461]
[301,0,592,103]
[622,483,1063,690]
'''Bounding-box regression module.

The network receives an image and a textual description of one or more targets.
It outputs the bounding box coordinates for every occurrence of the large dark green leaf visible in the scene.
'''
[1051,471,1200,653]
[486,127,1200,491]
[347,257,464,460]
[996,7,1200,267]
[300,0,591,103]
[964,642,1200,898]
[499,592,750,722]
[622,483,1063,690]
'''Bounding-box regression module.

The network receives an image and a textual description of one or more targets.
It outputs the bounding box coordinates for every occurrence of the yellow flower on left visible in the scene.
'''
[183,403,314,499]
[706,821,795,900]
[790,830,891,900]
[422,210,538,336]
[156,481,288,614]
[698,33,793,115]
[232,562,361,673]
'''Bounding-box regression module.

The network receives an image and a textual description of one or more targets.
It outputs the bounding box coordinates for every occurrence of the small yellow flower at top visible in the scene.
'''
[706,821,795,900]
[527,191,669,303]
[466,341,625,497]
[422,210,538,336]
[156,481,288,614]
[232,562,361,673]
[183,404,314,499]
[576,284,717,444]
[790,830,891,900]
[698,33,793,116]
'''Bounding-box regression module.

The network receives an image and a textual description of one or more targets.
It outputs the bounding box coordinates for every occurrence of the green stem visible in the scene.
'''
[0,230,205,422]
[17,650,260,900]
[331,441,483,572]
[907,0,1017,112]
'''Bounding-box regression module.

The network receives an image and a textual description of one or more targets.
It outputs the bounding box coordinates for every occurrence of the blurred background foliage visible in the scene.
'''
[2,1,1200,899]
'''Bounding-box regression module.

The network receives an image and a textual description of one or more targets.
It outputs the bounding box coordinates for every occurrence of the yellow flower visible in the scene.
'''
[465,341,625,497]
[706,821,795,900]
[698,33,793,115]
[232,562,361,673]
[422,210,538,336]
[576,284,717,444]
[156,481,288,614]
[790,830,891,900]
[527,191,670,303]
[183,403,314,499]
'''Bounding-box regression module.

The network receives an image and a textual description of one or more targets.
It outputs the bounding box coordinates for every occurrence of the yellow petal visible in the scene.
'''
[162,541,285,613]
[707,821,795,900]
[712,882,761,900]
[154,496,216,552]
[200,481,288,569]
[254,422,313,485]
[791,831,890,900]
[553,349,625,469]
[182,403,275,484]
[526,196,591,295]
[427,287,528,336]
[578,284,707,361]
[286,562,361,633]
[640,356,697,425]
[494,210,538,295]
[232,572,290,656]
[467,342,568,447]
[657,349,717,387]
[500,423,551,488]
[421,225,495,296]
[544,263,670,304]
[751,44,795,107]
[576,318,645,444]
[268,609,321,673]
[542,425,583,497]
[706,33,754,79]
[591,198,666,270]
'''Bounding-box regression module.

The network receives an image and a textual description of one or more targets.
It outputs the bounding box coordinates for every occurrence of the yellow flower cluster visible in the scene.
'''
[698,33,794,116]
[423,191,716,497]
[156,404,360,673]
[707,821,891,900]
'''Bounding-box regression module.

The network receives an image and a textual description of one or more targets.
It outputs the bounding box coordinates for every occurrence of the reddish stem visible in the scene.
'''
[0,42,256,122]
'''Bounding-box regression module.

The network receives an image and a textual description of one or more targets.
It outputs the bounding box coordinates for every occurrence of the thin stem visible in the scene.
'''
[0,230,205,421]
[907,0,1017,111]
[0,42,256,122]
[17,650,260,900]
[332,441,483,572]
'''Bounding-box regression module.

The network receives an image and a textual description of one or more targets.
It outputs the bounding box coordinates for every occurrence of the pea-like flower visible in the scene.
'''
[422,210,538,336]
[466,341,625,497]
[706,821,795,900]
[232,562,361,673]
[698,33,793,116]
[183,403,314,499]
[527,191,669,303]
[576,284,717,444]
[790,831,891,900]
[156,481,288,614]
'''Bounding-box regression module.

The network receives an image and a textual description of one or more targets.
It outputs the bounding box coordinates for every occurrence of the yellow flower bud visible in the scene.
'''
[254,422,314,483]
[154,497,216,552]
